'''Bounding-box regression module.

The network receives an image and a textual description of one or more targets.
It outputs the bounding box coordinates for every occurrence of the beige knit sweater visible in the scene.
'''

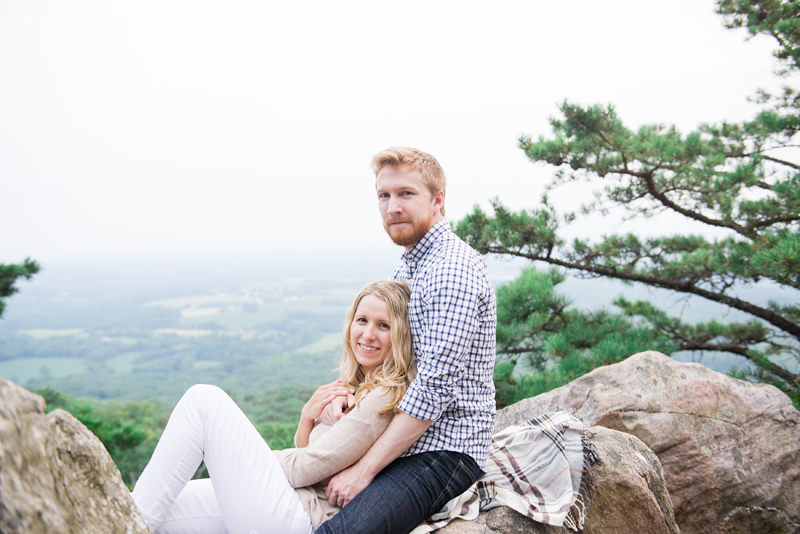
[274,388,394,528]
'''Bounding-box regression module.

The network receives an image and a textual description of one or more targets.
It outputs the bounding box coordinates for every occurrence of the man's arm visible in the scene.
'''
[324,257,492,506]
[324,412,431,507]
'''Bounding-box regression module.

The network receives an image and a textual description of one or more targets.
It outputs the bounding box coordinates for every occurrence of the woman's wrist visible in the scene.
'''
[299,414,316,426]
[295,418,314,448]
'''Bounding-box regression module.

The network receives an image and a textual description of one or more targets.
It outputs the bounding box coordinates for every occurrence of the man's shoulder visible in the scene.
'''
[431,228,488,270]
[421,228,493,289]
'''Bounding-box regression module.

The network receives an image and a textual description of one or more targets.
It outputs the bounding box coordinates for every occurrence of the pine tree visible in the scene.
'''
[0,258,40,318]
[456,0,800,405]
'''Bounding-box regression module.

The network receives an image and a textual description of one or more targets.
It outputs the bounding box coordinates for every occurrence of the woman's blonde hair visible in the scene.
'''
[340,280,416,415]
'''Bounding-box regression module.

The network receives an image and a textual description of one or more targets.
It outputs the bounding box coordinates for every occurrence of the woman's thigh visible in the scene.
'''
[157,479,228,534]
[190,387,310,534]
[134,384,313,534]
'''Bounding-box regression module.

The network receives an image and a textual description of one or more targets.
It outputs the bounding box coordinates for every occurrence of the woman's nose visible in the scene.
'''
[362,326,377,339]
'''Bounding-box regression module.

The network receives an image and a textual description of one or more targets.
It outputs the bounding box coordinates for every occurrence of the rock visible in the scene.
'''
[0,376,149,534]
[720,507,799,534]
[436,427,680,534]
[495,351,800,534]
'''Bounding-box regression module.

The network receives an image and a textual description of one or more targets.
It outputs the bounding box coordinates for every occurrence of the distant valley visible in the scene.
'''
[1,250,794,406]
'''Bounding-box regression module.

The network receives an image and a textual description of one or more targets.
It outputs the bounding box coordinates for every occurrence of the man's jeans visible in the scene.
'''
[315,451,482,534]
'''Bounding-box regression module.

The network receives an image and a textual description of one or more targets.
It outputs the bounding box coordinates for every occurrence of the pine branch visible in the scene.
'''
[483,244,800,341]
[677,339,799,385]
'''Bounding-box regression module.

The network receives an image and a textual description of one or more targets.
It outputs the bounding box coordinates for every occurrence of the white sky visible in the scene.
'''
[0,1,781,263]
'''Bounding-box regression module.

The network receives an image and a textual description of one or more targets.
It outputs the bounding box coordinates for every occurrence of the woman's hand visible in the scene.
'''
[295,380,353,448]
[301,380,352,422]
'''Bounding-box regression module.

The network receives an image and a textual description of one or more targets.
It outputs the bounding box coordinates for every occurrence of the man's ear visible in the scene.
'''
[432,190,445,214]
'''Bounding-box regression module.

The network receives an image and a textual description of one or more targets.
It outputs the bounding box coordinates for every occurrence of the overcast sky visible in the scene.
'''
[1,1,780,264]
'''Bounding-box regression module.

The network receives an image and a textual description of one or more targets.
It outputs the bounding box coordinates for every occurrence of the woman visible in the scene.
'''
[132,280,415,534]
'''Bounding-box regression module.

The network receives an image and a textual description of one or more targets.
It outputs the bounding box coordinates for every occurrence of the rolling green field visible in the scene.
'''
[0,357,87,384]
[19,328,88,339]
[295,332,343,354]
[0,264,364,404]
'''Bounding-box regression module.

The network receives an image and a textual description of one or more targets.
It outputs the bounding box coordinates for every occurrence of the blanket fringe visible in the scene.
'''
[565,429,603,532]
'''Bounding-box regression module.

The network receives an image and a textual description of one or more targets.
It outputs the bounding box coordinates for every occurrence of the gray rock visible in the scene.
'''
[495,351,800,534]
[436,427,679,534]
[0,376,149,534]
[720,507,799,534]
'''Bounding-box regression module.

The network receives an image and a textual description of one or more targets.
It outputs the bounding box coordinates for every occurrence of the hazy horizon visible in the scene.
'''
[2,0,781,261]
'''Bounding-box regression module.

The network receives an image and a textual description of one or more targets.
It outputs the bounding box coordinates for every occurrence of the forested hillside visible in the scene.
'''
[0,256,388,404]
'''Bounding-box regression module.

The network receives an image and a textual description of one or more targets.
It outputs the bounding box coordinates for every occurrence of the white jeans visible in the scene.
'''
[132,384,314,534]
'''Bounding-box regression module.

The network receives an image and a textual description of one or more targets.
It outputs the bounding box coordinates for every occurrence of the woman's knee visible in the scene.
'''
[186,384,226,399]
[180,384,231,414]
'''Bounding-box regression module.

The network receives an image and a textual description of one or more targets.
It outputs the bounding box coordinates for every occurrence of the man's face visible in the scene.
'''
[376,164,444,250]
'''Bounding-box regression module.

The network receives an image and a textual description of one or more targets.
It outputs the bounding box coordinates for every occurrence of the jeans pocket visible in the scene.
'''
[458,459,479,486]
[432,455,479,511]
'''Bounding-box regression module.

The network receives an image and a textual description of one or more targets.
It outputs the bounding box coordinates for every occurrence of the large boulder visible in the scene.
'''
[0,376,149,534]
[495,351,800,534]
[436,426,679,534]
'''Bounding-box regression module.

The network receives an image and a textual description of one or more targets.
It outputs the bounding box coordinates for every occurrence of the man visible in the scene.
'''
[317,147,497,534]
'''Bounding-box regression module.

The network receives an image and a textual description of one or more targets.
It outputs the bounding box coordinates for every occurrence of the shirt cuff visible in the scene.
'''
[398,379,455,421]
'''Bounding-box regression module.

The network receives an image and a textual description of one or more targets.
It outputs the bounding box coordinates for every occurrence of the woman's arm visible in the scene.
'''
[294,380,352,448]
[276,388,394,488]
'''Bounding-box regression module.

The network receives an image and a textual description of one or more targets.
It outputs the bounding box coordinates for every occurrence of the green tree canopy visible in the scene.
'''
[0,258,40,318]
[456,0,800,404]
[491,267,676,406]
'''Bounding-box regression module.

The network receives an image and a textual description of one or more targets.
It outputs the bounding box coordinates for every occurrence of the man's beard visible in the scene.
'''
[384,215,433,247]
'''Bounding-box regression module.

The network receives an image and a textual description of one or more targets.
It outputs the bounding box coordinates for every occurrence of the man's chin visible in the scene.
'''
[386,221,431,247]
[387,229,417,247]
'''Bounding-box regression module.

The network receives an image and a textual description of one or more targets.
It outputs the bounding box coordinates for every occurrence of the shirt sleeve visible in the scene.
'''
[398,259,490,421]
[274,389,394,488]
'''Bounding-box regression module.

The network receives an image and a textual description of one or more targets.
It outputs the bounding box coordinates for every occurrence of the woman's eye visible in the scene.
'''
[380,323,390,329]
[356,317,367,323]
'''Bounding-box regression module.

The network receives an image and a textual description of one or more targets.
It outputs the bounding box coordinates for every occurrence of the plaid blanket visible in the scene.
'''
[410,412,600,533]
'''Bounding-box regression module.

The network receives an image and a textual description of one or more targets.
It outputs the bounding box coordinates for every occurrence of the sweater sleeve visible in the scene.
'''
[275,388,394,488]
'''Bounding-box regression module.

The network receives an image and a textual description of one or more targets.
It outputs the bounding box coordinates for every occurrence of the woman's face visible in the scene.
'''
[349,294,392,374]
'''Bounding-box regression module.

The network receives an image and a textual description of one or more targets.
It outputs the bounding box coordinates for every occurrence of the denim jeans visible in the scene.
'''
[315,451,482,534]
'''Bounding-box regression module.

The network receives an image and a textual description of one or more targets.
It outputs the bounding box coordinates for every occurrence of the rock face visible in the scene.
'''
[436,426,680,534]
[0,376,149,534]
[495,351,800,534]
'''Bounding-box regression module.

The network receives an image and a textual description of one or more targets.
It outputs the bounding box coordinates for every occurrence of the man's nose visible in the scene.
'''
[387,196,402,214]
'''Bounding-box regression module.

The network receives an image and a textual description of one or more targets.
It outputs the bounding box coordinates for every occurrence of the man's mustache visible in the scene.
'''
[384,217,412,225]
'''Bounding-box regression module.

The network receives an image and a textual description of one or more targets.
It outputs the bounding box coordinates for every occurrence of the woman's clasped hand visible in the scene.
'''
[302,380,353,421]
[294,380,354,448]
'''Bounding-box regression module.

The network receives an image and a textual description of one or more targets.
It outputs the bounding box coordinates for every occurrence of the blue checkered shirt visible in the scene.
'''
[391,220,497,469]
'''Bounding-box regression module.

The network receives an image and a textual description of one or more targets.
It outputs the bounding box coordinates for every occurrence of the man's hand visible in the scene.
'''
[325,463,372,507]
[324,412,432,507]
[318,393,354,425]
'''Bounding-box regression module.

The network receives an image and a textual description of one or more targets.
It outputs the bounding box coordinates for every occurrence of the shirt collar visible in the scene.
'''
[401,220,450,264]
